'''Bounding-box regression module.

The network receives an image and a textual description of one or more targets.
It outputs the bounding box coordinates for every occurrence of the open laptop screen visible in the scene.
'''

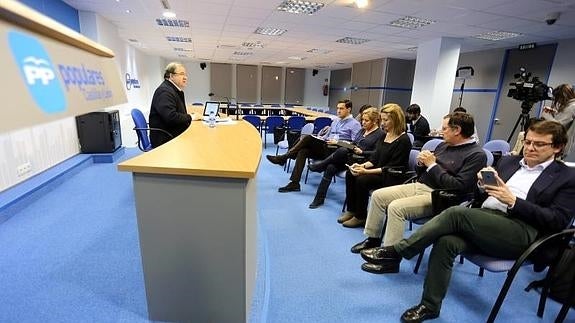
[203,101,220,116]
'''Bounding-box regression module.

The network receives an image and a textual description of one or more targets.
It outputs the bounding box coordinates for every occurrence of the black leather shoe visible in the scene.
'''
[401,304,439,323]
[308,198,324,209]
[307,162,324,173]
[278,182,301,193]
[361,261,400,274]
[350,238,381,254]
[266,154,287,166]
[361,246,401,264]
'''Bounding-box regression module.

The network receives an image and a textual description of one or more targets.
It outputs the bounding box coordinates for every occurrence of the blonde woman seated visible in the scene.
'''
[308,107,383,208]
[339,104,412,228]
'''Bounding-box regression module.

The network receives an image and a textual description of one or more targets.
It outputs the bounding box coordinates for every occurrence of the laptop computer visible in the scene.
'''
[203,101,220,118]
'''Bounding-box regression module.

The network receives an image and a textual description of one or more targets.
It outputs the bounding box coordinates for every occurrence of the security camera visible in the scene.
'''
[545,12,560,25]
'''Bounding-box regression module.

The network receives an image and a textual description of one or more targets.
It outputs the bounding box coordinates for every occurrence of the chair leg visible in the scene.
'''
[555,276,575,322]
[342,199,347,212]
[459,255,464,264]
[413,250,425,274]
[409,221,413,231]
[486,265,523,323]
[479,267,485,277]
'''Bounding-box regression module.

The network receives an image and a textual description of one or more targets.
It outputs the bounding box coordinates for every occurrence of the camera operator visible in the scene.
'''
[541,84,575,159]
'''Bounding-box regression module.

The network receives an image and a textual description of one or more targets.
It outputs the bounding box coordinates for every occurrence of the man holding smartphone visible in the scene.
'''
[360,120,575,323]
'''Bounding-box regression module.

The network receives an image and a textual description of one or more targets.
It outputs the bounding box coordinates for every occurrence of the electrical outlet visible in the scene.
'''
[16,162,32,177]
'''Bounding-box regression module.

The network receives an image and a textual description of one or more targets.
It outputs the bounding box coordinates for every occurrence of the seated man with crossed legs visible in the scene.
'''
[360,120,575,322]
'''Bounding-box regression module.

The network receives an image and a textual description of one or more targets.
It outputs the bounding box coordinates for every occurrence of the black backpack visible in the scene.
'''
[525,245,575,306]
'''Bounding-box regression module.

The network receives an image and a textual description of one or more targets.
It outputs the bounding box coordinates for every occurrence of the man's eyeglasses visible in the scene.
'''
[523,139,553,149]
[172,72,187,77]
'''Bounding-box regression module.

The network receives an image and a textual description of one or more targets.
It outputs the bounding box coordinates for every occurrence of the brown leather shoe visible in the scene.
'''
[342,217,365,228]
[337,212,355,224]
[266,154,287,166]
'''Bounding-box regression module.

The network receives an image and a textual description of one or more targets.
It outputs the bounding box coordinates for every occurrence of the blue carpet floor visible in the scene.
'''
[0,144,572,322]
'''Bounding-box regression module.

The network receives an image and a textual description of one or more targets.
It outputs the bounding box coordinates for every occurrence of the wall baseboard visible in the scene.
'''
[0,147,126,224]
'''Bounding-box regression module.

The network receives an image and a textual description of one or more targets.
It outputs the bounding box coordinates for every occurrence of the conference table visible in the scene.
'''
[118,119,262,322]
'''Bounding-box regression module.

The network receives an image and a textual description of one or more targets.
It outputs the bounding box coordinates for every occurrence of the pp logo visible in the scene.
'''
[8,31,66,114]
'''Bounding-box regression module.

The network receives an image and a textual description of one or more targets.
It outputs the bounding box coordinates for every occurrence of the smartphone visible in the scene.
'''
[481,170,498,186]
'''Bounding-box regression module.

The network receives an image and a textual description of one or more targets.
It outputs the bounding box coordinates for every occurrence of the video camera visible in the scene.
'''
[507,67,551,104]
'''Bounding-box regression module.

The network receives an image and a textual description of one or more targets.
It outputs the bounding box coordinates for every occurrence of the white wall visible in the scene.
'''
[304,69,330,108]
[548,38,575,87]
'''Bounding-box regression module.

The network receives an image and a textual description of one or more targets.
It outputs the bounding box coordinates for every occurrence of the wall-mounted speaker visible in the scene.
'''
[200,62,207,70]
[312,69,318,76]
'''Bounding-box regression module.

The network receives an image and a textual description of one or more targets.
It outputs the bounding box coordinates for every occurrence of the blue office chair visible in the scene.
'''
[405,132,414,145]
[463,228,575,323]
[312,117,333,134]
[264,116,285,147]
[483,148,494,167]
[287,116,306,131]
[483,139,510,165]
[242,115,262,135]
[131,108,172,152]
[421,138,443,151]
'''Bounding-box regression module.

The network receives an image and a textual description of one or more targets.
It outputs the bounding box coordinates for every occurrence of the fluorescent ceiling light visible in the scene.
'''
[472,31,522,41]
[389,16,436,29]
[288,56,306,60]
[156,18,189,28]
[242,41,264,48]
[173,48,193,52]
[277,0,325,15]
[254,27,287,36]
[166,36,192,43]
[336,37,370,45]
[407,47,418,51]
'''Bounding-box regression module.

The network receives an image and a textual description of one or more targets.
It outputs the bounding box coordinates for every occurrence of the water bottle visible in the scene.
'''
[208,110,216,128]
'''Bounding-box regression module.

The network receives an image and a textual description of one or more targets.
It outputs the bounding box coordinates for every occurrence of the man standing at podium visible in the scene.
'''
[149,62,192,148]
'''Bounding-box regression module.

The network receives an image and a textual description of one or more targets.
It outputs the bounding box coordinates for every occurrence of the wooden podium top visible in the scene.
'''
[118,119,262,179]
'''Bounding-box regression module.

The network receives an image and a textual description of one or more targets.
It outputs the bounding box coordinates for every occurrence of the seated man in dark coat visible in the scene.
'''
[149,62,192,148]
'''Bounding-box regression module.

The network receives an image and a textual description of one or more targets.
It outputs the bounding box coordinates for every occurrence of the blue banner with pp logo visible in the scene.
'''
[8,30,67,114]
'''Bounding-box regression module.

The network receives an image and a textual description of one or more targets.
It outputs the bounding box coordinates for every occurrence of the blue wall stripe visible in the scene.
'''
[334,86,497,93]
[487,48,511,141]
[453,88,498,93]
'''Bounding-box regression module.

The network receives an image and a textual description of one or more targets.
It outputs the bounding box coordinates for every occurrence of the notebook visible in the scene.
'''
[336,140,356,150]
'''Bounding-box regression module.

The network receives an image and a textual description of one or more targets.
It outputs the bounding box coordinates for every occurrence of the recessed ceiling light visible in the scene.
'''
[336,37,370,45]
[472,31,522,41]
[355,0,368,8]
[254,27,287,36]
[163,10,176,18]
[389,16,436,29]
[277,0,325,15]
[407,47,418,51]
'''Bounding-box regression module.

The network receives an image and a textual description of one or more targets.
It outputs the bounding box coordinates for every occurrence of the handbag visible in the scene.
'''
[431,189,462,214]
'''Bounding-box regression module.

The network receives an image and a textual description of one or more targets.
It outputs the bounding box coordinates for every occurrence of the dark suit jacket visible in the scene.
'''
[475,155,575,235]
[149,80,192,148]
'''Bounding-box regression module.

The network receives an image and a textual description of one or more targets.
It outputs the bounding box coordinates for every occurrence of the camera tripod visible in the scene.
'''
[507,101,534,143]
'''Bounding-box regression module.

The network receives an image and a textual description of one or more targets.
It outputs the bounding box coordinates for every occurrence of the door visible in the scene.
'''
[488,44,556,143]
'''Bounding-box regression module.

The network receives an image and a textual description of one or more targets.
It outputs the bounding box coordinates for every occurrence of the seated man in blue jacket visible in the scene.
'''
[360,120,575,322]
[266,99,361,192]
